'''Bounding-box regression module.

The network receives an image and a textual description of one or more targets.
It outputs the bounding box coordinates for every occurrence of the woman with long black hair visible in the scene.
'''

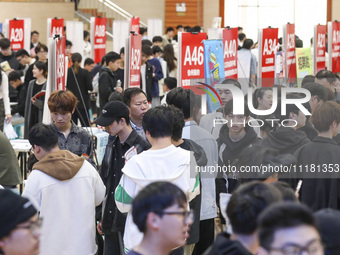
[24,61,47,138]
[163,44,177,78]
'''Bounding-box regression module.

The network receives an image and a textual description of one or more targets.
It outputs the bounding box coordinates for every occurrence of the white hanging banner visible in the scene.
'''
[207,28,223,40]
[147,19,163,41]
[66,21,83,55]
[113,20,129,53]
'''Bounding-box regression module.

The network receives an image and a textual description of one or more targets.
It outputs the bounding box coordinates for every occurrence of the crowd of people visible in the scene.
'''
[0,23,340,255]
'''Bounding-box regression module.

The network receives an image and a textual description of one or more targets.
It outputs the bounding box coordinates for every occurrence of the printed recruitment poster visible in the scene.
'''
[327,21,340,73]
[55,37,67,91]
[314,25,326,74]
[203,40,225,112]
[91,17,107,64]
[48,18,64,39]
[296,47,313,87]
[131,17,140,34]
[8,19,25,51]
[128,33,142,88]
[178,32,207,88]
[222,28,238,79]
[283,23,297,84]
[258,27,278,87]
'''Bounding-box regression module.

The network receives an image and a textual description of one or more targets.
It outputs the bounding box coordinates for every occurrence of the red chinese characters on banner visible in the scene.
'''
[223,28,238,79]
[181,33,207,88]
[131,17,140,34]
[330,22,340,73]
[93,17,107,64]
[50,18,64,38]
[129,34,142,88]
[9,19,24,51]
[56,37,66,91]
[315,25,326,74]
[261,28,278,87]
[285,24,296,84]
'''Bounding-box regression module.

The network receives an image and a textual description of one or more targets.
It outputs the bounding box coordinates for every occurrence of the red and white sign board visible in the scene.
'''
[258,27,278,87]
[328,21,340,73]
[314,25,326,74]
[126,34,142,88]
[8,19,24,51]
[178,32,207,88]
[222,28,238,79]
[91,17,107,63]
[131,17,140,34]
[55,37,67,91]
[44,37,68,124]
[130,17,139,34]
[283,23,296,84]
[48,18,64,39]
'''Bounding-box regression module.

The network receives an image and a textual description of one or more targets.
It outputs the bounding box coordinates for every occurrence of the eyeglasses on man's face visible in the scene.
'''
[15,218,43,236]
[157,210,194,224]
[269,239,324,255]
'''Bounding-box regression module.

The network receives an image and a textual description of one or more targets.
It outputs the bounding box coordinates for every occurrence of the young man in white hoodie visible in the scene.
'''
[115,105,199,253]
[22,123,106,255]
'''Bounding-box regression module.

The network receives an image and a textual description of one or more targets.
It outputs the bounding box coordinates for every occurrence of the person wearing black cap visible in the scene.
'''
[0,189,40,255]
[95,101,150,255]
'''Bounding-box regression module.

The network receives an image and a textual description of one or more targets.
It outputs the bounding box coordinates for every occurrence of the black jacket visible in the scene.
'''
[216,124,261,196]
[67,67,93,110]
[99,130,150,233]
[0,51,24,74]
[294,136,340,211]
[298,121,318,141]
[11,84,26,117]
[203,232,253,255]
[262,126,310,155]
[141,62,153,102]
[99,66,117,111]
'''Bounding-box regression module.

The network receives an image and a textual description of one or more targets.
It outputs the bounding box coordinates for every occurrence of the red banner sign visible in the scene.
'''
[180,32,207,87]
[330,22,340,73]
[93,17,107,63]
[223,28,238,79]
[56,37,66,91]
[129,34,142,88]
[314,25,326,74]
[50,18,64,38]
[260,28,278,87]
[131,17,140,34]
[9,19,24,51]
[284,24,296,84]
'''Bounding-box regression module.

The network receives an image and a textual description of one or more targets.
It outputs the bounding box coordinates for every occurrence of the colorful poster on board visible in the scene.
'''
[222,28,238,79]
[0,23,2,33]
[128,34,142,88]
[55,37,66,91]
[327,21,340,73]
[283,23,296,84]
[8,19,25,51]
[49,18,64,39]
[258,27,278,87]
[91,17,107,63]
[179,32,207,88]
[296,47,313,87]
[203,40,225,112]
[314,25,326,74]
[131,17,140,34]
